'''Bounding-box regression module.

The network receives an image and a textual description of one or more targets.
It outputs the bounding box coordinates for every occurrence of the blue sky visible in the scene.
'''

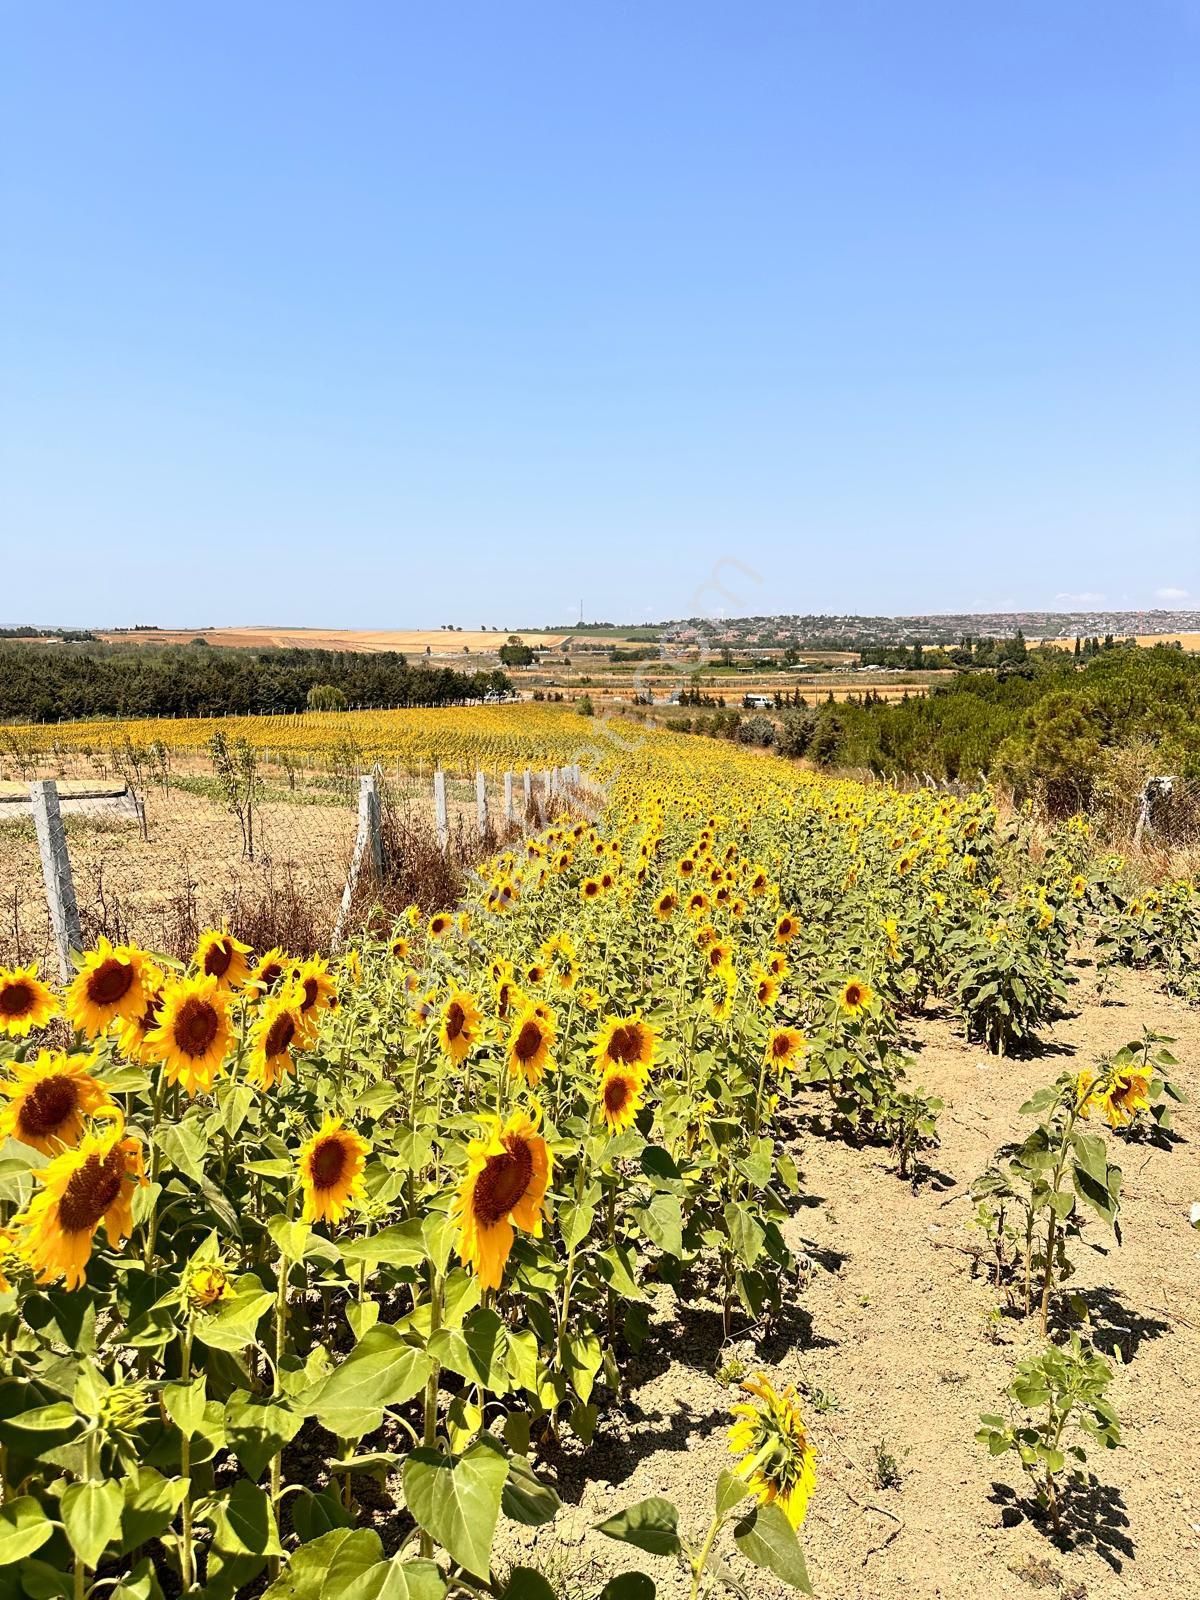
[3,2,1198,629]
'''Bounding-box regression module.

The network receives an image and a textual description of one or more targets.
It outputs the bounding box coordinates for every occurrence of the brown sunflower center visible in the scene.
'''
[301,977,319,1012]
[203,941,233,978]
[87,958,135,1008]
[258,961,283,989]
[513,1019,543,1062]
[58,1149,124,1233]
[445,1002,466,1041]
[173,996,219,1057]
[472,1138,533,1225]
[309,1135,348,1189]
[0,980,35,1017]
[605,1024,645,1065]
[771,1033,792,1059]
[603,1074,633,1115]
[264,1013,295,1058]
[844,984,863,1007]
[19,1073,79,1135]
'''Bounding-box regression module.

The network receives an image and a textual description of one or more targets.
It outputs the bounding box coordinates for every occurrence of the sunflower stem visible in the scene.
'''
[688,1509,727,1600]
[268,1252,289,1582]
[419,1269,443,1559]
[179,1320,196,1592]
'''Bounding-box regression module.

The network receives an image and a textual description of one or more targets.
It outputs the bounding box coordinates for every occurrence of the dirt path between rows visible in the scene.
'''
[503,961,1200,1599]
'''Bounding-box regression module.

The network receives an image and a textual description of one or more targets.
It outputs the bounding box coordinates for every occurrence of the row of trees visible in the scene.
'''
[0,644,512,722]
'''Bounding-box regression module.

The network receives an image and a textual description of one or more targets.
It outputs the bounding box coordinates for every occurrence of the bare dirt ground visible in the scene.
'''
[502,961,1200,1598]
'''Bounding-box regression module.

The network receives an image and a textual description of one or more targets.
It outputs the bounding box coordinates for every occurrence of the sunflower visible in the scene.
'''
[246,987,306,1091]
[705,941,734,978]
[653,890,678,921]
[65,939,149,1039]
[580,877,602,903]
[506,1004,556,1087]
[193,929,252,992]
[1091,1067,1152,1128]
[538,931,579,990]
[0,963,59,1037]
[391,934,412,963]
[747,866,770,896]
[766,952,789,979]
[294,958,337,1039]
[599,1064,645,1133]
[686,891,710,916]
[577,985,601,1012]
[12,1116,147,1289]
[593,1014,656,1074]
[728,1375,818,1530]
[243,946,290,1002]
[439,987,482,1064]
[764,1028,806,1071]
[752,967,781,1009]
[144,976,231,1095]
[493,974,526,1022]
[185,1260,232,1310]
[773,913,799,945]
[837,977,874,1017]
[297,1116,369,1225]
[454,1108,551,1291]
[427,912,452,941]
[0,1050,114,1154]
[115,962,166,1062]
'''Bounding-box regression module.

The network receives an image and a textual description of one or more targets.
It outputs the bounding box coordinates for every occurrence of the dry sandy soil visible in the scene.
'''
[500,962,1200,1599]
[91,627,580,653]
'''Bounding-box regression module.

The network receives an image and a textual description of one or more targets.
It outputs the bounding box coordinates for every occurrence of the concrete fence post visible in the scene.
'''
[476,770,488,837]
[504,770,515,824]
[434,768,449,851]
[332,773,382,948]
[30,779,82,981]
[523,768,532,814]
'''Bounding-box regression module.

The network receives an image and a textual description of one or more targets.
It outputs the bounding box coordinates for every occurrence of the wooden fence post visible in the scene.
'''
[476,770,488,837]
[434,768,449,851]
[332,773,382,948]
[504,771,515,824]
[29,779,82,980]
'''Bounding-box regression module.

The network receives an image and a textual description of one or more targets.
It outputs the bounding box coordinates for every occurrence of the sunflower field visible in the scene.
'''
[0,737,1194,1599]
[1,705,609,781]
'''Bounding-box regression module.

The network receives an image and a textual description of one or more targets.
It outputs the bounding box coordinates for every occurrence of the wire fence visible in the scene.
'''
[0,763,590,970]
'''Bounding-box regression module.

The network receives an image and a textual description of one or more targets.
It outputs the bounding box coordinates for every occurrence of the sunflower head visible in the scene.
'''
[439,987,483,1064]
[728,1375,818,1530]
[765,1028,806,1070]
[593,1014,656,1074]
[507,1004,555,1088]
[454,1108,551,1291]
[12,1118,146,1289]
[599,1063,645,1133]
[298,1116,369,1226]
[194,930,252,991]
[145,975,231,1095]
[837,977,874,1017]
[0,964,59,1037]
[0,1049,113,1155]
[66,939,149,1039]
[186,1260,232,1310]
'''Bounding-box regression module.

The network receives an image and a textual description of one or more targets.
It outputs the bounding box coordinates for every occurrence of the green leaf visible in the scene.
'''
[289,1488,354,1544]
[635,1195,683,1258]
[0,1497,54,1564]
[261,1528,383,1600]
[715,1469,752,1518]
[501,1455,562,1526]
[309,1325,433,1438]
[61,1479,124,1569]
[208,1478,282,1559]
[339,1220,428,1270]
[109,1557,165,1600]
[723,1202,765,1269]
[734,1502,811,1592]
[563,1329,604,1404]
[502,1571,556,1600]
[118,1468,188,1554]
[599,1244,645,1302]
[595,1497,681,1556]
[599,1578,656,1600]
[162,1375,207,1437]
[192,1274,274,1353]
[224,1393,303,1481]
[402,1440,510,1578]
[267,1217,311,1262]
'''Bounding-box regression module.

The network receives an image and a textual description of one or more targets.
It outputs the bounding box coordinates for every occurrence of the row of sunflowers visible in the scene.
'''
[0,737,1192,1599]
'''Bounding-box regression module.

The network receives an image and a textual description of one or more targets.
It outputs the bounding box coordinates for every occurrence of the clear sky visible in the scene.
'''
[3,2,1198,629]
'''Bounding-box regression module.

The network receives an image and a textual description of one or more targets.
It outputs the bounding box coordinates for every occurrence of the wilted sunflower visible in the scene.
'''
[599,1063,645,1133]
[506,1004,556,1087]
[193,929,252,992]
[1087,1067,1152,1128]
[13,1116,147,1289]
[0,1049,114,1155]
[246,987,306,1091]
[837,976,874,1017]
[0,963,59,1037]
[454,1108,551,1290]
[439,987,482,1065]
[185,1259,231,1311]
[66,939,149,1039]
[728,1375,818,1529]
[593,1014,656,1075]
[145,975,231,1095]
[764,1028,806,1071]
[298,1116,369,1225]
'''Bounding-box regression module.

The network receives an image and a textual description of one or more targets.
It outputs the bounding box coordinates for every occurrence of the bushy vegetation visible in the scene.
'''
[0,644,511,723]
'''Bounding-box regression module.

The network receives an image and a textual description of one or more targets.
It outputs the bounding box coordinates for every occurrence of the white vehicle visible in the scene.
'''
[742,693,773,710]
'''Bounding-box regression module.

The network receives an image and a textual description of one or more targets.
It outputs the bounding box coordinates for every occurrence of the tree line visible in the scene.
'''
[0,644,512,722]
